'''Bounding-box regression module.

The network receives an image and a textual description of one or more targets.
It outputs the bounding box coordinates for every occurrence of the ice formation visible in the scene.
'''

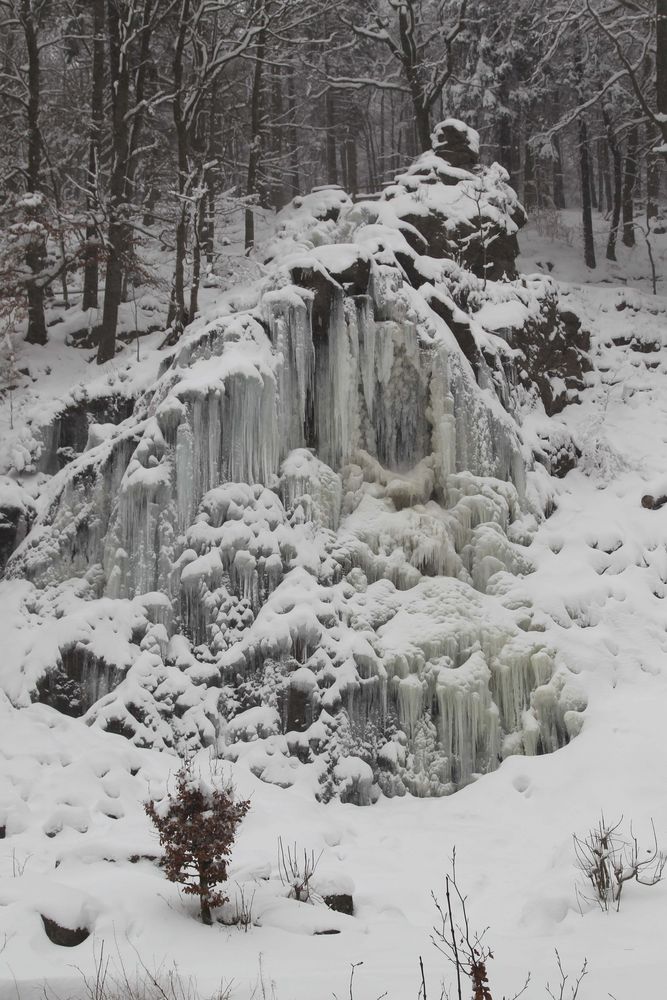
[0,120,588,802]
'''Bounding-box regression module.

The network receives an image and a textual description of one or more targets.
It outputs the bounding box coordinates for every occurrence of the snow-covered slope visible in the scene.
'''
[1,123,667,998]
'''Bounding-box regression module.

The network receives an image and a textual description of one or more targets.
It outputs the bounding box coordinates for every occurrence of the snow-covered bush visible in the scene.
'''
[574,814,666,912]
[578,417,629,485]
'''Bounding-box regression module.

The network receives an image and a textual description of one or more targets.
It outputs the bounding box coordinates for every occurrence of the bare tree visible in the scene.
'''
[0,0,50,344]
[81,0,106,312]
[333,0,469,152]
[97,0,168,364]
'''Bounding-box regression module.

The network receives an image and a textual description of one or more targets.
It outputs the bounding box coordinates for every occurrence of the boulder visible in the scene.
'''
[431,119,480,169]
[41,916,90,947]
[323,893,354,916]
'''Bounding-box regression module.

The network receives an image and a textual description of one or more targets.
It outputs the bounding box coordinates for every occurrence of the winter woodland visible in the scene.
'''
[0,2,666,999]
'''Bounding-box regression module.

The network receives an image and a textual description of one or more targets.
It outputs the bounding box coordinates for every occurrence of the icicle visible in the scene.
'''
[435,649,499,785]
[280,449,342,531]
[175,421,195,531]
[356,295,377,419]
[397,674,425,739]
[430,344,457,485]
[262,289,315,449]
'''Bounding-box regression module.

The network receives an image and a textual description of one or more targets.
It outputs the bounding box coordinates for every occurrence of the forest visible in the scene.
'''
[0,0,665,364]
[1,3,667,999]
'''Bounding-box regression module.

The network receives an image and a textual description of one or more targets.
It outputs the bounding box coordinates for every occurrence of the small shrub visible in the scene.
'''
[228,881,256,932]
[574,813,666,912]
[277,837,322,903]
[145,763,250,925]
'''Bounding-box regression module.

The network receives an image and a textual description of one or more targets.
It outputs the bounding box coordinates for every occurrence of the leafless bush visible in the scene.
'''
[574,814,666,912]
[545,950,587,1000]
[331,962,387,1000]
[431,850,530,1000]
[11,847,31,877]
[277,837,322,903]
[250,954,278,1000]
[45,939,232,1000]
[230,881,256,932]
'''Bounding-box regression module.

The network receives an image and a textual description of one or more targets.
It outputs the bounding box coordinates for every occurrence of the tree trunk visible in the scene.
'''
[621,125,638,247]
[204,186,215,265]
[647,145,660,221]
[167,0,192,335]
[658,0,667,135]
[364,116,378,192]
[199,869,212,926]
[269,63,284,208]
[552,133,566,209]
[589,139,598,210]
[395,0,430,151]
[379,92,386,184]
[189,190,204,321]
[22,0,47,345]
[412,95,431,152]
[244,0,266,253]
[98,0,133,364]
[322,10,337,187]
[122,0,155,301]
[345,135,358,197]
[82,0,105,312]
[579,115,596,268]
[168,206,188,333]
[589,155,598,210]
[285,63,300,199]
[142,153,160,228]
[202,84,218,265]
[599,134,613,214]
[524,141,535,211]
[602,110,622,261]
[325,88,338,185]
[25,279,47,346]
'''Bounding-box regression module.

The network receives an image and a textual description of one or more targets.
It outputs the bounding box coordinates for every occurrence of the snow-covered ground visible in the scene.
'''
[1,206,667,1000]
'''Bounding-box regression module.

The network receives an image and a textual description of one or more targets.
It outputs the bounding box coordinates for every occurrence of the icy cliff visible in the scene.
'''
[1,121,588,802]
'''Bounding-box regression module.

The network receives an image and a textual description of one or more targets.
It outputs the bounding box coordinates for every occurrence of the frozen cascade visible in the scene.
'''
[435,649,500,785]
[262,289,315,448]
[9,427,141,588]
[3,118,588,801]
[371,320,431,470]
[313,290,360,470]
[280,449,343,531]
[356,295,377,419]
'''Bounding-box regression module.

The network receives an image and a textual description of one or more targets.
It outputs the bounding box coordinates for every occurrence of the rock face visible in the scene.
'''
[38,393,136,474]
[512,304,592,416]
[381,120,526,282]
[0,482,35,575]
[3,121,587,803]
[431,119,480,169]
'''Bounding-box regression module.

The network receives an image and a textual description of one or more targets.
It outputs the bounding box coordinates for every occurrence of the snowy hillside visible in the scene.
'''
[1,121,667,1000]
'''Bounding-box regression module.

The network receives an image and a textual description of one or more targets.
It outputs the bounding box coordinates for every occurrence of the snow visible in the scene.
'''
[2,136,667,999]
